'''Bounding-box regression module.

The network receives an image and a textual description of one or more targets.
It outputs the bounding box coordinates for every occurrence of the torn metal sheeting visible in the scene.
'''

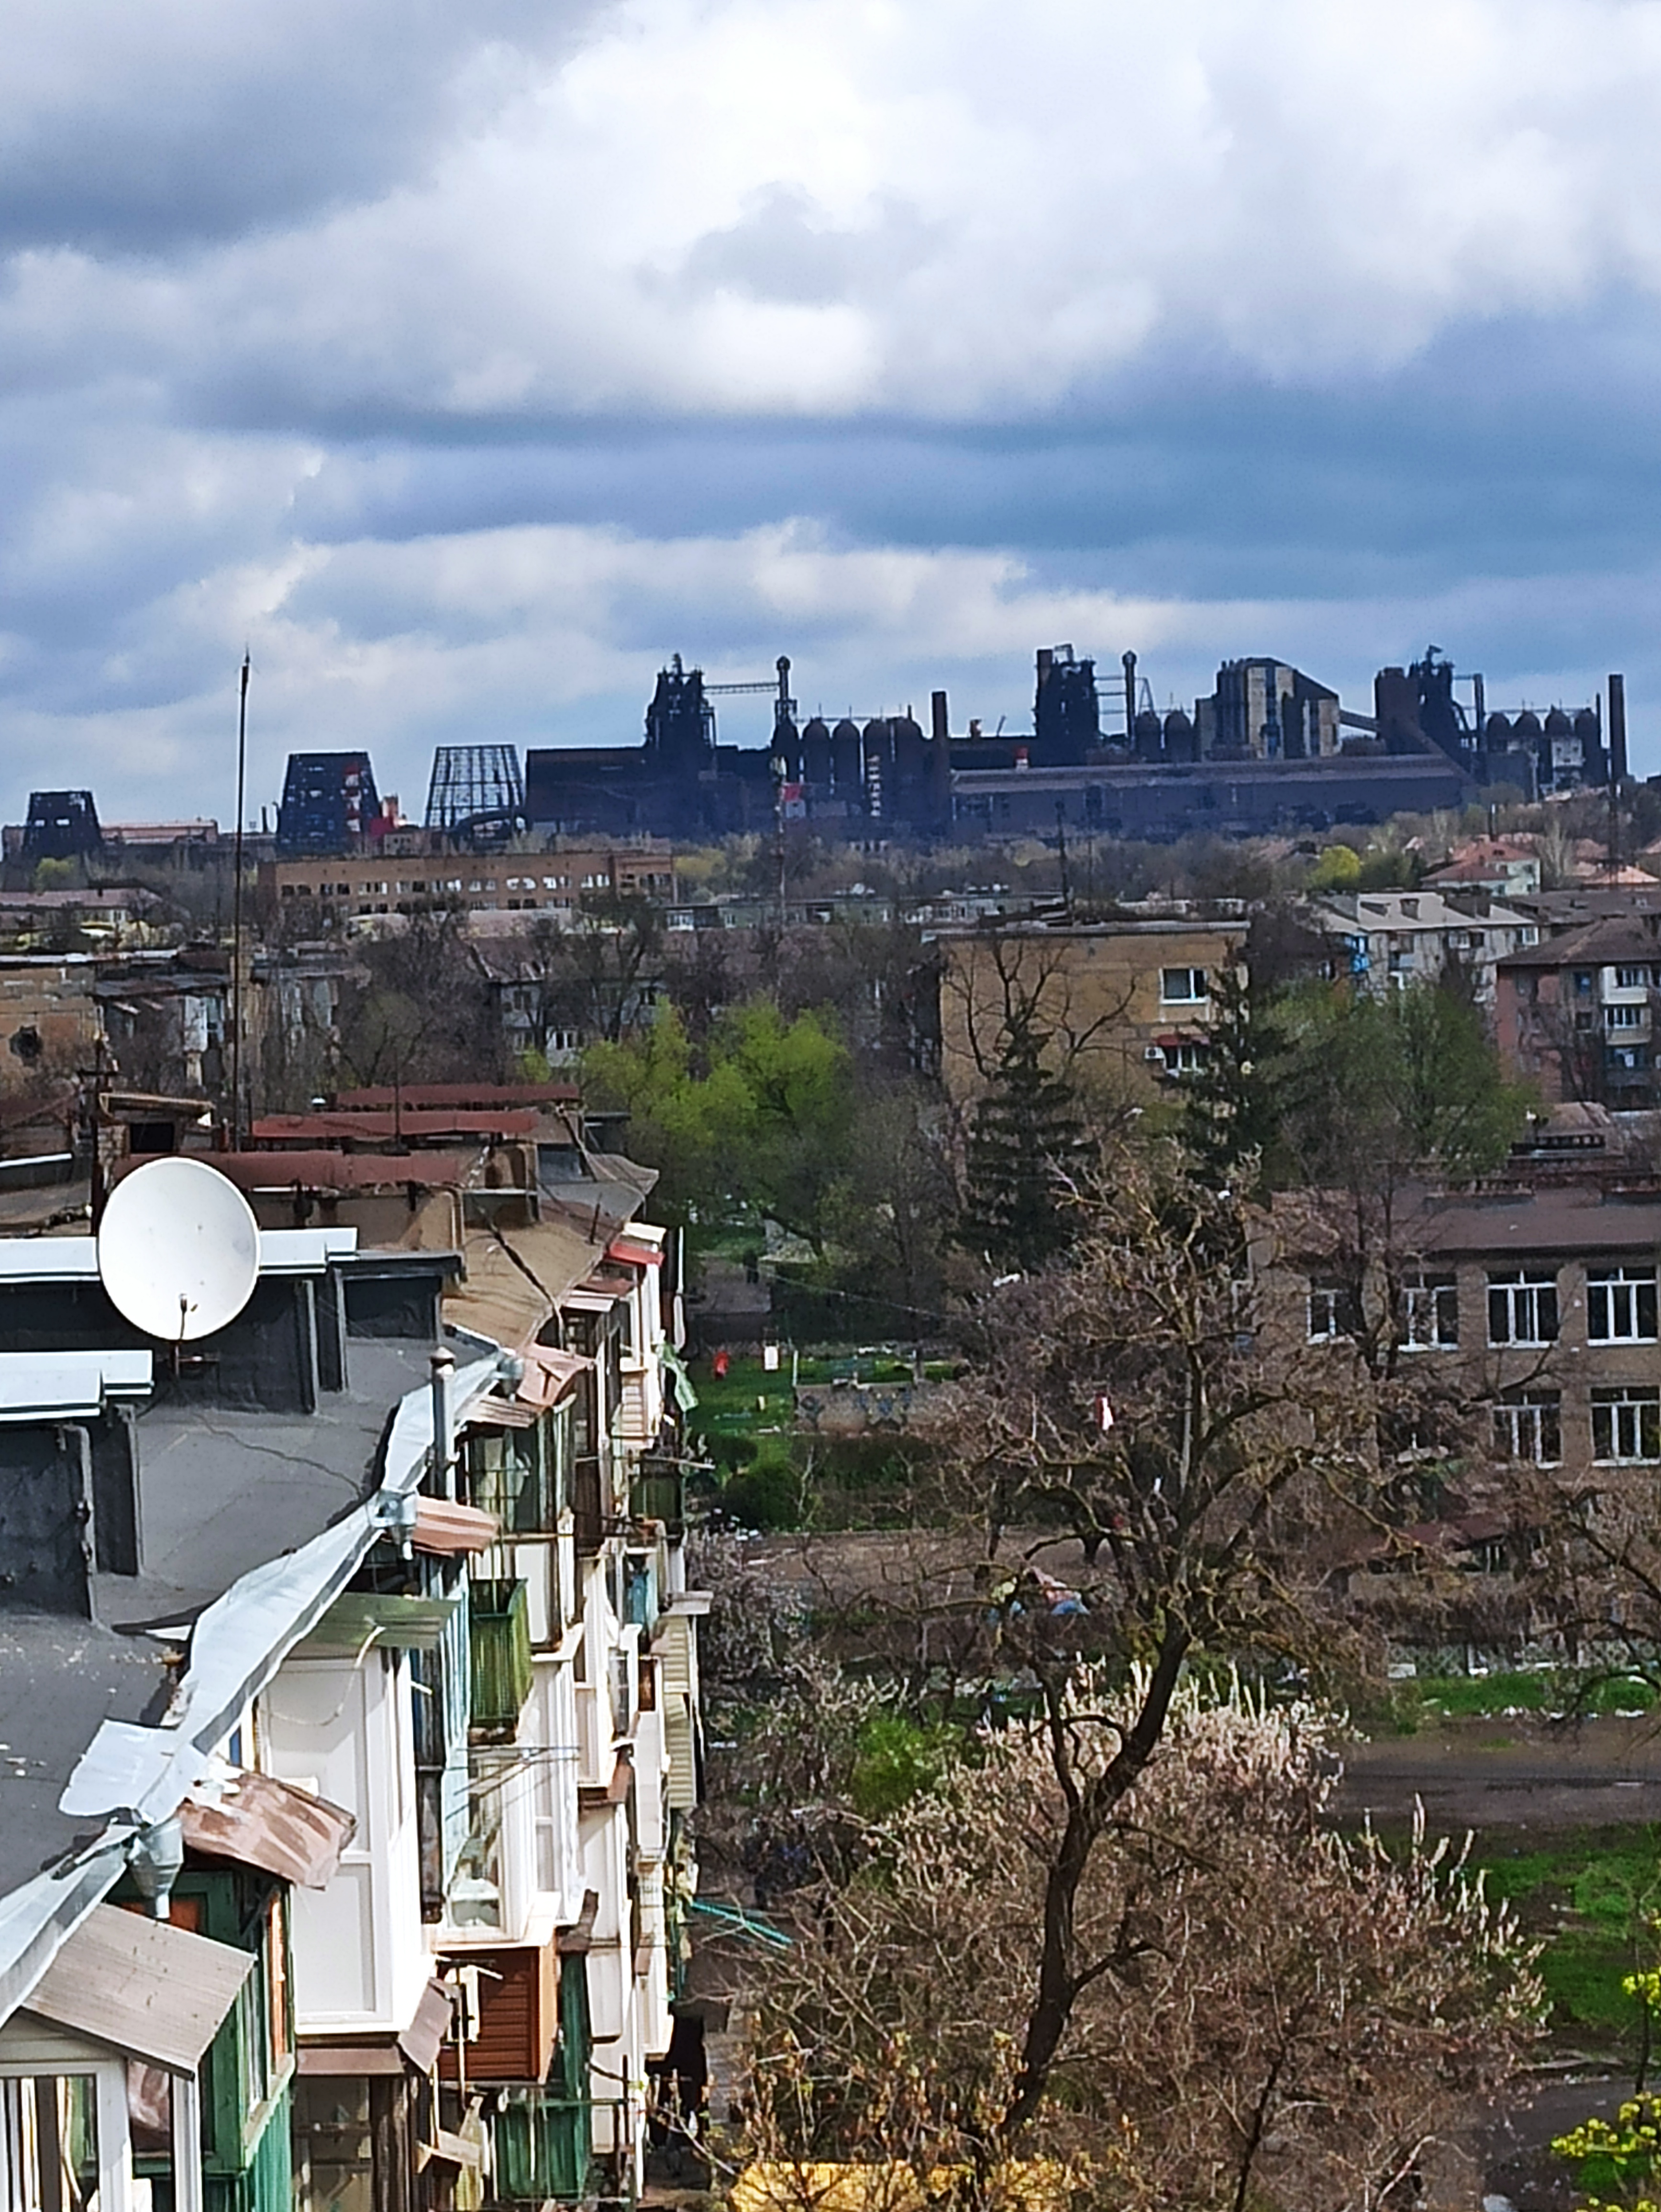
[180,1769,355,1889]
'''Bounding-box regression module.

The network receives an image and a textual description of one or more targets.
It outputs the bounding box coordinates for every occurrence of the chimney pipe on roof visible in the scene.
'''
[430,1345,455,1501]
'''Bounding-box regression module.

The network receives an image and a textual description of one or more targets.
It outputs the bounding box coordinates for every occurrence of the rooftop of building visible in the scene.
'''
[1497,912,1661,969]
[1307,888,1533,929]
[0,1230,474,1905]
[1273,1175,1661,1263]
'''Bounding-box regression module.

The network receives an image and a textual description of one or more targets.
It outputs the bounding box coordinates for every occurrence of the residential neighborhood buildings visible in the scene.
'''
[0,1099,703,2212]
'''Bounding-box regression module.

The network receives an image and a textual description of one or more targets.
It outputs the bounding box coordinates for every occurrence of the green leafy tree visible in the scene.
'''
[955,1012,1095,1276]
[1280,977,1531,1191]
[1177,964,1292,1192]
[582,996,855,1247]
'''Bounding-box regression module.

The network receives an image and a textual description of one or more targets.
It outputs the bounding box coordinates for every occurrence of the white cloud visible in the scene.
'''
[9,0,1661,418]
[0,0,1659,826]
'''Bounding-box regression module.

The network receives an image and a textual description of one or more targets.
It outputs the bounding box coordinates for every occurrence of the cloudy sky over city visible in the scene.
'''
[8,0,1661,817]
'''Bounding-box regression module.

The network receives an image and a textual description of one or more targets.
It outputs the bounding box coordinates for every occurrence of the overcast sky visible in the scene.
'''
[8,0,1661,822]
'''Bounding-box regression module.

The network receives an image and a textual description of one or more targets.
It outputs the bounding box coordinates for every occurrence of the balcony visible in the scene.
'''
[494,2093,593,2203]
[469,1579,533,1730]
[630,1464,684,1537]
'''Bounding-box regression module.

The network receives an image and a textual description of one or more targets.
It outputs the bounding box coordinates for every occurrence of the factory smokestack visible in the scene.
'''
[930,688,952,826]
[1609,673,1628,783]
[1121,652,1137,746]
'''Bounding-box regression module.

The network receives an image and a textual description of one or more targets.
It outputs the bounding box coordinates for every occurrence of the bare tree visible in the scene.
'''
[740,1684,1539,2212]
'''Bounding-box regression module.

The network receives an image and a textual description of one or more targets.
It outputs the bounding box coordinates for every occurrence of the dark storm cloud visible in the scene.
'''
[0,0,599,254]
[7,0,1661,812]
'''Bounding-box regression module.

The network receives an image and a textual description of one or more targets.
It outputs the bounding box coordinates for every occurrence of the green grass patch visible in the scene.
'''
[1394,1670,1658,1723]
[1476,1827,1661,2044]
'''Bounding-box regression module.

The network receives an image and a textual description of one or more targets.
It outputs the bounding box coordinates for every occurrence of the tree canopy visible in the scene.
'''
[582,997,855,1247]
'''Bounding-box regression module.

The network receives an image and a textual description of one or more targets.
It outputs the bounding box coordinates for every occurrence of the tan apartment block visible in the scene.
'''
[933,918,1245,1106]
[0,953,101,1071]
[258,841,677,925]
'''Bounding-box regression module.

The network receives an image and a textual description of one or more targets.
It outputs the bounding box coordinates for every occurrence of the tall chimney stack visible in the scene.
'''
[1609,673,1628,783]
[1122,651,1137,745]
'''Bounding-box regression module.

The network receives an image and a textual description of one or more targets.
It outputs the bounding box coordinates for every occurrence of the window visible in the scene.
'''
[1573,970,1594,995]
[1163,1041,1208,1075]
[1493,1390,1561,1464]
[1401,1273,1458,1349]
[1607,1004,1645,1029]
[1587,1266,1658,1343]
[1593,1386,1661,1463]
[1616,966,1653,990]
[1307,1280,1352,1342]
[1161,966,1208,1003]
[1488,1269,1558,1346]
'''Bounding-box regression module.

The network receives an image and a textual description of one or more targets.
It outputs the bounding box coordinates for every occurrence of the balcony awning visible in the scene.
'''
[24,1904,253,2073]
[180,1768,355,1890]
[516,1343,590,1412]
[607,1238,663,1269]
[413,1498,501,1557]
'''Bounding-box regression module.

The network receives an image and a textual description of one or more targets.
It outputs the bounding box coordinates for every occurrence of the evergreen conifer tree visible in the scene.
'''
[1178,964,1290,1192]
[956,1013,1093,1274]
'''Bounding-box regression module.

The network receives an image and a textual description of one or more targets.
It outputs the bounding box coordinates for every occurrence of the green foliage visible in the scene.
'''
[1307,841,1362,891]
[1395,1671,1657,1722]
[956,1014,1094,1274]
[1478,1829,1661,2041]
[582,998,854,1244]
[847,1713,958,1819]
[721,1443,802,1531]
[1177,964,1290,1192]
[31,857,75,892]
[1553,2095,1661,2206]
[1277,976,1532,1187]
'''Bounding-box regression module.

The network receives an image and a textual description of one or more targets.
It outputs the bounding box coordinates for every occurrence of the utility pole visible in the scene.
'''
[230,652,250,1150]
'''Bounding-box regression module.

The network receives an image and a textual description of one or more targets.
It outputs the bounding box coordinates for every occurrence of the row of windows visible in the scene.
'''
[1494,1386,1661,1465]
[1307,1263,1660,1348]
[281,872,600,897]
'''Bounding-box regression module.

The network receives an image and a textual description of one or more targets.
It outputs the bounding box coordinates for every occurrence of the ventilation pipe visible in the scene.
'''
[430,1345,455,1500]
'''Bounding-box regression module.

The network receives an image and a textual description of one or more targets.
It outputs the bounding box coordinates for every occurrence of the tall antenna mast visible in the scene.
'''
[230,651,250,1150]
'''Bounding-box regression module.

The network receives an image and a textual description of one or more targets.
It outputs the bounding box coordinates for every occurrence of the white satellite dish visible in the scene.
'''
[98,1158,260,1342]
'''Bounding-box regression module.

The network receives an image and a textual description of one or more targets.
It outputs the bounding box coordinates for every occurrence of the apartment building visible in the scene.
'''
[1266,1177,1661,1503]
[1305,889,1538,1004]
[258,845,677,928]
[1496,914,1661,1108]
[931,917,1246,1102]
[0,1123,702,2212]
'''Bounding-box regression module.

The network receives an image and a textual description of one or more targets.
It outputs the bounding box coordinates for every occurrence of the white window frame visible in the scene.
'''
[1160,966,1208,1004]
[1487,1269,1559,1347]
[1592,1386,1661,1464]
[1493,1391,1561,1465]
[1401,1273,1458,1350]
[1587,1266,1659,1345]
[1307,1281,1347,1343]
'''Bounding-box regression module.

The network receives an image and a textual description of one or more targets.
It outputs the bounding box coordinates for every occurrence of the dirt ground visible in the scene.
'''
[1340,1713,1661,1831]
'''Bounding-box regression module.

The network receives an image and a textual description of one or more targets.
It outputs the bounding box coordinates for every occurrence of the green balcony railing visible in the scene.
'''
[468,1578,532,1729]
[493,2092,593,2204]
[630,1464,684,1536]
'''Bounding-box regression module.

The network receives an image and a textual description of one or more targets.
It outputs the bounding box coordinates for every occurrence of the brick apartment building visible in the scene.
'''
[931,916,1247,1103]
[258,842,677,926]
[1496,913,1661,1108]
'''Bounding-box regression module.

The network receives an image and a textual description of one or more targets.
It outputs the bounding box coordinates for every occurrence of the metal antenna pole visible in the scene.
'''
[230,651,250,1150]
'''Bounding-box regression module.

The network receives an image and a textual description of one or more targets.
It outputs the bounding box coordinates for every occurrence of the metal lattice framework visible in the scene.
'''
[424,743,526,831]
